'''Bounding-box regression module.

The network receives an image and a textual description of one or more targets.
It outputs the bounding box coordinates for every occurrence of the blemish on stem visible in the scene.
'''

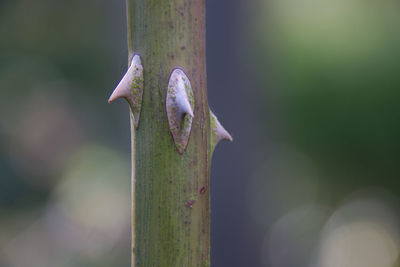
[185,200,195,208]
[199,185,207,195]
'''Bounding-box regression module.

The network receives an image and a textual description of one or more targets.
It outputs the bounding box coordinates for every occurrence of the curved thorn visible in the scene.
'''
[108,54,144,128]
[210,110,232,153]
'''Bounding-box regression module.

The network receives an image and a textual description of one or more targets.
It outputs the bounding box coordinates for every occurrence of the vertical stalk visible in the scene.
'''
[110,0,231,265]
[126,0,211,266]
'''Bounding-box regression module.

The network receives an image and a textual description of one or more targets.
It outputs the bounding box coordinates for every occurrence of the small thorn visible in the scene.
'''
[108,54,144,128]
[210,110,232,153]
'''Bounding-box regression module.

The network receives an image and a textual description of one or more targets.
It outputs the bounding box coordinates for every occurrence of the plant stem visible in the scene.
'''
[126,0,210,265]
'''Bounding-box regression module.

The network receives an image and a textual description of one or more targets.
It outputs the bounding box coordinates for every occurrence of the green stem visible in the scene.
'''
[126,0,210,266]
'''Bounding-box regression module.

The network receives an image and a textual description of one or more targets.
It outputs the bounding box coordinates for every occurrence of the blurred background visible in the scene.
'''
[1,0,400,266]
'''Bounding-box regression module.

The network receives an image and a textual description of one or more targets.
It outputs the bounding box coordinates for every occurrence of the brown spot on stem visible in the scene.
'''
[185,200,195,208]
[199,185,207,195]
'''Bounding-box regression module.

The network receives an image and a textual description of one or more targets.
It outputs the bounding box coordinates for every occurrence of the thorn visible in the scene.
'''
[108,54,144,128]
[166,68,195,154]
[210,110,232,151]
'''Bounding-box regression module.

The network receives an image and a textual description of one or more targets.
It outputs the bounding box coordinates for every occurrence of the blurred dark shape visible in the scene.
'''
[8,91,84,186]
